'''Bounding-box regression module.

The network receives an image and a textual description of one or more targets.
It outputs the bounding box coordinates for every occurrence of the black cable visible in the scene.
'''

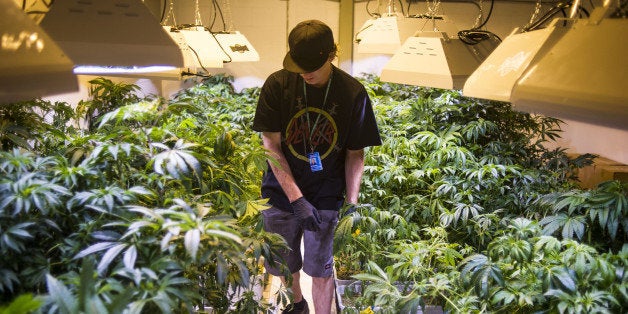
[397,0,406,16]
[160,0,167,23]
[211,33,233,63]
[476,0,495,30]
[523,1,571,32]
[187,44,212,74]
[209,0,217,31]
[181,71,212,78]
[456,0,500,46]
[214,0,227,32]
[458,29,501,45]
[366,0,380,18]
[354,23,373,43]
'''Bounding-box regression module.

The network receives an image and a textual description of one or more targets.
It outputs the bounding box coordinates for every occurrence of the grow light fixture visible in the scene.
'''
[156,28,259,80]
[510,11,628,130]
[149,0,259,79]
[356,15,459,54]
[379,30,499,89]
[0,0,77,103]
[166,26,227,72]
[38,0,183,75]
[214,31,260,63]
[462,19,572,102]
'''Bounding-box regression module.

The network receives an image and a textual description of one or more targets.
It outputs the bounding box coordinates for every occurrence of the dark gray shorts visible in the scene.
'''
[262,206,339,278]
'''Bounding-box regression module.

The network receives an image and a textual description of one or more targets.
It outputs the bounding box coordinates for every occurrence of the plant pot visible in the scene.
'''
[419,305,444,314]
[335,278,362,311]
[194,306,214,313]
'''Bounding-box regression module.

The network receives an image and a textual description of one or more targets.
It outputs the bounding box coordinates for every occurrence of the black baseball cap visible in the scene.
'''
[283,20,335,74]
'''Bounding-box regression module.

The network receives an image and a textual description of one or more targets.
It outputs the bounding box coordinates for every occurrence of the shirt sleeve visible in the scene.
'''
[252,74,283,133]
[346,89,382,150]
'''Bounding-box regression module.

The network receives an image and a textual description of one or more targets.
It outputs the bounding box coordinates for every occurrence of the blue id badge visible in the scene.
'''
[308,152,323,172]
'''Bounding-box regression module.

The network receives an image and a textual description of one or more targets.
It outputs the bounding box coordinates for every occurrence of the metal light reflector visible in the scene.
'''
[39,0,183,74]
[380,31,499,89]
[462,19,571,102]
[1,0,77,103]
[148,27,260,79]
[356,15,459,54]
[511,16,628,130]
[214,31,260,62]
[166,26,227,71]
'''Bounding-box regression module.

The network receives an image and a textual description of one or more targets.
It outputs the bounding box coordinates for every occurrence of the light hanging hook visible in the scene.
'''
[423,0,442,31]
[472,0,485,29]
[222,0,235,32]
[523,0,543,32]
[162,0,177,26]
[385,0,397,16]
[194,0,203,26]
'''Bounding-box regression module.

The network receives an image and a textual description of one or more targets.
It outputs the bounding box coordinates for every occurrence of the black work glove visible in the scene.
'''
[342,203,357,217]
[291,197,322,232]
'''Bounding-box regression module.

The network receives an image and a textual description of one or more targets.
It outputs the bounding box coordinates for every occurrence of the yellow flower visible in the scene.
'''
[360,307,375,314]
[352,228,361,237]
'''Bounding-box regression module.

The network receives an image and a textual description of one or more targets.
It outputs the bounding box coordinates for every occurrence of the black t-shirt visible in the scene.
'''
[252,66,381,211]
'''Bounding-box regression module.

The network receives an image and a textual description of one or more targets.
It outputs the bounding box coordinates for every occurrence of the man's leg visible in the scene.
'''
[261,207,306,311]
[303,210,339,314]
[312,276,334,314]
[280,271,304,303]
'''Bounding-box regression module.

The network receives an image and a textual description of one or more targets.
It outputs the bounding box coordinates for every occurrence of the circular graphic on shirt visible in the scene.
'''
[286,107,338,162]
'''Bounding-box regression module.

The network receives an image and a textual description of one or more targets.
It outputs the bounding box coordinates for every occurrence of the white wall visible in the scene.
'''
[45,0,627,165]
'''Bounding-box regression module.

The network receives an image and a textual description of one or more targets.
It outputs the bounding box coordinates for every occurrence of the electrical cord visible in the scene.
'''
[366,0,380,18]
[397,0,406,16]
[457,0,500,45]
[186,43,212,74]
[160,0,167,23]
[209,0,217,31]
[181,71,212,78]
[458,29,501,45]
[208,0,227,32]
[354,23,373,43]
[522,0,571,32]
[211,32,233,63]
[475,0,495,29]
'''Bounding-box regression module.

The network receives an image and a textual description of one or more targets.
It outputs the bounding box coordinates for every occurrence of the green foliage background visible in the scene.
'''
[0,75,626,313]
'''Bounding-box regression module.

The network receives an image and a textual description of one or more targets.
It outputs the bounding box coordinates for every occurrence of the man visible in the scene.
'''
[252,20,381,314]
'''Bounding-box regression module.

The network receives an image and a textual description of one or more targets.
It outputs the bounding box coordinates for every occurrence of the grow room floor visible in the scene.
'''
[266,271,323,313]
[264,239,336,313]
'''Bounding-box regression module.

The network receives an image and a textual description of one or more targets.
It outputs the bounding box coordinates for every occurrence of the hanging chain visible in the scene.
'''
[423,0,442,31]
[194,0,203,25]
[472,0,484,29]
[222,0,234,32]
[524,0,543,31]
[425,0,442,17]
[386,0,396,16]
[162,0,177,26]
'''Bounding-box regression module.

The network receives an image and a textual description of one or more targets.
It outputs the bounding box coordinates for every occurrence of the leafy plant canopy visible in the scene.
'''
[0,74,625,313]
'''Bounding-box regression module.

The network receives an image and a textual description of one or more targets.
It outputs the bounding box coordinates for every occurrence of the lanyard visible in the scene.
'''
[302,73,332,153]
